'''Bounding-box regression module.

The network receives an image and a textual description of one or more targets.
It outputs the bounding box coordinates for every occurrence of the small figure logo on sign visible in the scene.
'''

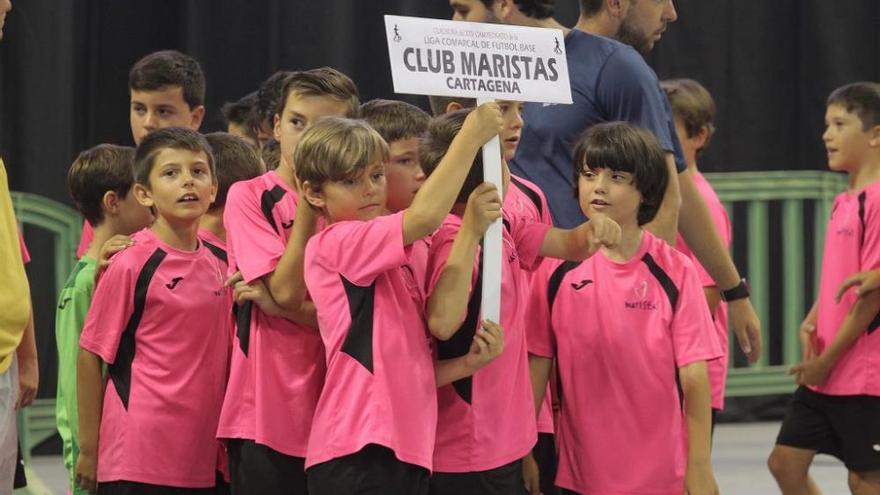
[554,37,562,54]
[393,24,402,42]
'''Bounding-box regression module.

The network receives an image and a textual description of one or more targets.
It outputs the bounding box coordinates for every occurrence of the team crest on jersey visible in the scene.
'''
[625,280,657,310]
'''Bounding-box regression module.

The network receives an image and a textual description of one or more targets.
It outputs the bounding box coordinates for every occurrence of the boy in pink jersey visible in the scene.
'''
[77,50,206,258]
[295,107,506,494]
[769,82,880,495]
[528,122,720,495]
[419,110,620,495]
[199,132,265,255]
[428,96,561,495]
[662,78,732,421]
[216,68,357,495]
[76,128,229,495]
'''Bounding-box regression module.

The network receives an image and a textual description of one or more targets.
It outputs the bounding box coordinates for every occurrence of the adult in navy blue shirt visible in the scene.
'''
[455,0,762,365]
[511,29,685,228]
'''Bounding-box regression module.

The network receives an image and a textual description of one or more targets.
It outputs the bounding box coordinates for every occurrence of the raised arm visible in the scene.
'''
[539,215,621,261]
[427,183,501,340]
[264,191,318,321]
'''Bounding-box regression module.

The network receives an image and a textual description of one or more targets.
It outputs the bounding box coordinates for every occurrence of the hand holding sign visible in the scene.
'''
[385,15,571,323]
[461,101,504,148]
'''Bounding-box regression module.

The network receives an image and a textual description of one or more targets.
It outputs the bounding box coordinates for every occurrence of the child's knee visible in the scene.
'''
[848,470,880,495]
[767,446,810,481]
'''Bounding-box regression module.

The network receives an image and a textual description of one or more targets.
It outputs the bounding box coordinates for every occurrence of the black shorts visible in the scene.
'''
[533,433,560,495]
[307,444,429,495]
[98,481,216,495]
[430,458,525,495]
[776,386,880,472]
[227,438,307,495]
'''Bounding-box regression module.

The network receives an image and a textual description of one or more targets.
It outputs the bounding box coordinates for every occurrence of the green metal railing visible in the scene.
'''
[12,192,81,468]
[8,173,850,462]
[704,170,848,397]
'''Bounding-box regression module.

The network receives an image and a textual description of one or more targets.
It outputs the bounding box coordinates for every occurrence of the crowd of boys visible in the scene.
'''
[0,1,878,495]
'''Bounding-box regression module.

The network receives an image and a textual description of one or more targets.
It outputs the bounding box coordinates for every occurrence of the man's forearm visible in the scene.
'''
[678,168,740,290]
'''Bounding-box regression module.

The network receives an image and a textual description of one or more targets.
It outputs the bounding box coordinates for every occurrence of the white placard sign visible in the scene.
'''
[384,15,571,324]
[385,15,572,104]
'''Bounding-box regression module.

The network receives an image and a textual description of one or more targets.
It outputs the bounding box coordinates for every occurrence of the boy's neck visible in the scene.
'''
[199,210,226,242]
[84,223,116,260]
[601,221,643,262]
[276,156,297,190]
[849,158,880,191]
[151,216,201,251]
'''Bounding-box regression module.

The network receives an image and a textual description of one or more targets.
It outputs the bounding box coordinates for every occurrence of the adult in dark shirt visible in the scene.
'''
[452,0,762,364]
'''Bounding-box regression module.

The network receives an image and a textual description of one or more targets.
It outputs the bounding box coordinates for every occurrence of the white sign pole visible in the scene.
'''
[477,96,503,323]
[384,15,571,326]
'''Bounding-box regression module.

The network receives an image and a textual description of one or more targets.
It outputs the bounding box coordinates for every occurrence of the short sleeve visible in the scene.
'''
[79,258,136,364]
[526,260,557,358]
[224,183,288,283]
[596,47,686,172]
[313,211,408,287]
[425,219,480,299]
[861,187,880,270]
[671,260,723,368]
[510,219,551,272]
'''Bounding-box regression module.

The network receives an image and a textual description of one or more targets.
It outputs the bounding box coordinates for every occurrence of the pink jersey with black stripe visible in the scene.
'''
[509,175,556,433]
[216,171,325,458]
[304,212,437,471]
[674,171,731,409]
[528,231,721,495]
[79,228,231,487]
[427,185,551,472]
[813,181,880,396]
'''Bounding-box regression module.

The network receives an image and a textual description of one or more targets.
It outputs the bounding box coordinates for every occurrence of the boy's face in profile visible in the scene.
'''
[274,92,351,172]
[135,148,216,223]
[130,86,205,145]
[823,104,877,173]
[578,166,642,228]
[315,161,387,224]
[385,137,425,213]
[499,100,524,162]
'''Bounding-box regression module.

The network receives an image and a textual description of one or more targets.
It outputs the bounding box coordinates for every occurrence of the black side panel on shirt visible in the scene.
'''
[340,275,376,373]
[868,312,880,335]
[546,260,581,413]
[436,251,484,405]
[511,175,544,218]
[858,191,867,248]
[260,185,287,235]
[202,239,228,265]
[641,253,680,313]
[547,260,582,313]
[236,300,253,356]
[109,248,166,410]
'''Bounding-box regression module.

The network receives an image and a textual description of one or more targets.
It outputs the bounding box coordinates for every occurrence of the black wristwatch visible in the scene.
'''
[720,278,750,302]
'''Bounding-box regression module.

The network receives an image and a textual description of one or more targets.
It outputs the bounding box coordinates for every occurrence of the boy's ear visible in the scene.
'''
[274,113,282,141]
[869,124,880,147]
[102,191,121,216]
[189,105,206,131]
[446,102,464,113]
[695,125,711,149]
[132,183,155,209]
[494,0,515,20]
[302,180,326,210]
[607,0,625,19]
